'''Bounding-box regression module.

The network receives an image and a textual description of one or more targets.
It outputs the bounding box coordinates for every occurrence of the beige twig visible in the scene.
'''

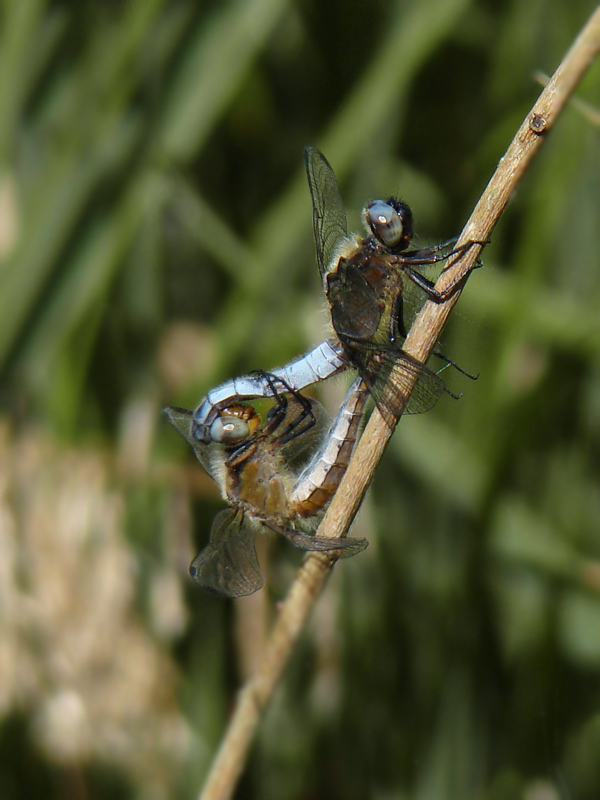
[200,9,600,799]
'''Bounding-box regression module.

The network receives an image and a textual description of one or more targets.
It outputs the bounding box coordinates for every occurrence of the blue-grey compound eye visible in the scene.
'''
[210,416,249,444]
[365,201,404,247]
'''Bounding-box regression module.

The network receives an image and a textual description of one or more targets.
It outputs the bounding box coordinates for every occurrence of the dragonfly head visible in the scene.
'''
[363,197,414,251]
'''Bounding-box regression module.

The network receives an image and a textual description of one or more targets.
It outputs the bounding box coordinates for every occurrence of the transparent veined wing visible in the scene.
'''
[190,509,264,598]
[304,145,349,280]
[338,337,448,427]
[162,405,216,477]
[271,523,369,558]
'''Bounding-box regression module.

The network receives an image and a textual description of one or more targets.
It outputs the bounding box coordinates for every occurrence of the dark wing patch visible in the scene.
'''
[327,261,381,339]
[304,145,348,279]
[189,509,264,598]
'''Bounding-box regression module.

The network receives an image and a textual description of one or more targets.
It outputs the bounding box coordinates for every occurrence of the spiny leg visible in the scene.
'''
[251,370,317,445]
[399,240,487,302]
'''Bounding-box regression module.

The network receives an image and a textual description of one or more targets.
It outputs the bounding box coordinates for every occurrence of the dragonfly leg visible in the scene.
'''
[403,238,488,266]
[442,385,462,401]
[433,349,479,381]
[251,371,317,446]
[253,371,289,436]
[401,244,485,302]
[400,236,458,264]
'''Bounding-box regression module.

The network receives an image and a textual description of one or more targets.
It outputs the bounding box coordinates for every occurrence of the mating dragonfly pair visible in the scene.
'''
[164,147,481,597]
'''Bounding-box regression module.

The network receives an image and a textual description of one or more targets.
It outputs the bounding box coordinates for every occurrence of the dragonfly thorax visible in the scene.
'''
[362,197,414,251]
[226,451,291,523]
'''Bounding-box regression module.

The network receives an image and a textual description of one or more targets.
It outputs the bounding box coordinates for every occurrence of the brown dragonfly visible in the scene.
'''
[164,375,369,597]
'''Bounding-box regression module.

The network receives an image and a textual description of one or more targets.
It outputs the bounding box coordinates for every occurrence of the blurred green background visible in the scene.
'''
[2,0,600,798]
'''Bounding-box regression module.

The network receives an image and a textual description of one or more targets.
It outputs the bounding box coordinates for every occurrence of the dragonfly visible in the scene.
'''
[192,147,480,443]
[164,374,369,597]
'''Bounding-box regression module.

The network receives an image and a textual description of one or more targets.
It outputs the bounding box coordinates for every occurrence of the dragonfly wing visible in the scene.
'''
[273,524,368,559]
[341,338,446,427]
[327,260,381,339]
[190,509,264,598]
[304,146,348,280]
[162,405,215,475]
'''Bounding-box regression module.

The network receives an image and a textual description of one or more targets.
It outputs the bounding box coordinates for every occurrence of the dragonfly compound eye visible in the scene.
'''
[210,415,250,444]
[364,198,414,250]
[365,200,405,247]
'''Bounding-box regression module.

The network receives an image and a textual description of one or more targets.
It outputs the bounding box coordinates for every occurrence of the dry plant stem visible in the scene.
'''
[200,10,600,799]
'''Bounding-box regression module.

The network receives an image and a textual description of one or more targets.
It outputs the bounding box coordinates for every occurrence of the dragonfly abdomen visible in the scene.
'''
[289,378,369,518]
[192,340,348,443]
